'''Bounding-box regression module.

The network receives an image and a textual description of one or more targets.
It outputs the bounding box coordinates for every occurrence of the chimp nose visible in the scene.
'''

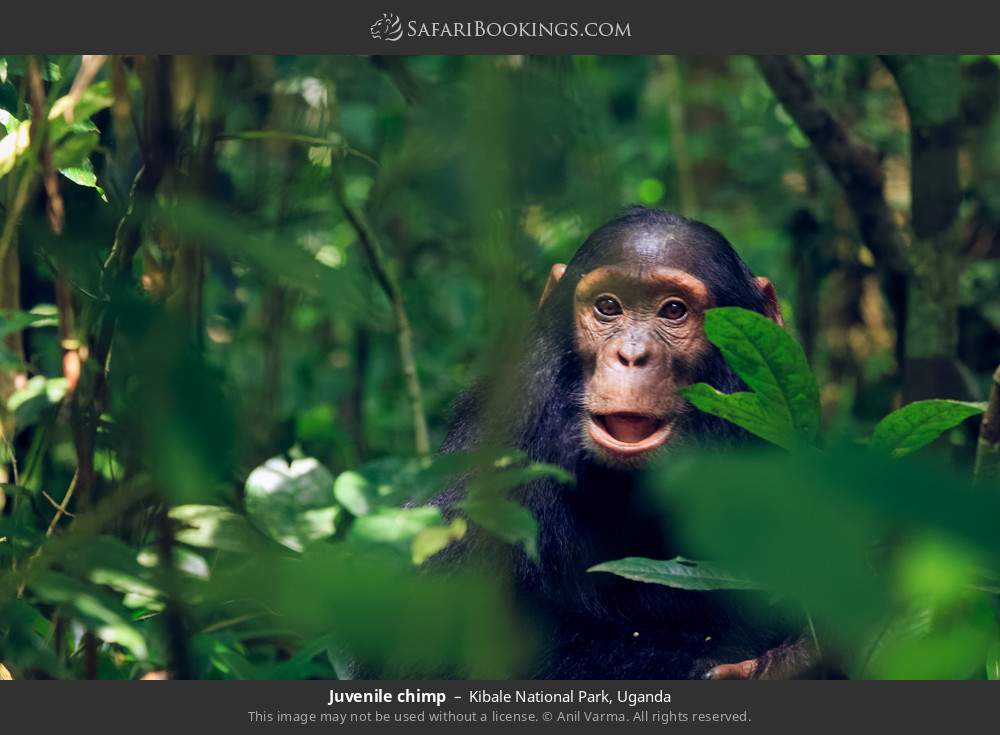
[617,340,651,368]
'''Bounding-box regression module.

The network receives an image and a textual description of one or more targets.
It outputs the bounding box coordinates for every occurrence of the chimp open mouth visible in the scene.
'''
[588,412,673,457]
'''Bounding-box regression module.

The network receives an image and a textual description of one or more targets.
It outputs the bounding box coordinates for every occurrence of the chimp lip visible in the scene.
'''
[588,413,673,457]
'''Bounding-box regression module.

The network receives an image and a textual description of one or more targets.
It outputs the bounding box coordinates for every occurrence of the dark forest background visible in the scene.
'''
[0,55,998,680]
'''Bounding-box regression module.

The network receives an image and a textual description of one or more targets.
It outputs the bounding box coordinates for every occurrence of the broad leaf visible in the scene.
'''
[680,307,819,447]
[28,571,148,660]
[871,400,986,458]
[60,160,107,201]
[244,456,338,552]
[681,384,795,449]
[588,556,759,591]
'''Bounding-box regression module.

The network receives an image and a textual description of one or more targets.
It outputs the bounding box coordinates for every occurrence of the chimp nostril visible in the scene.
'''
[617,344,650,368]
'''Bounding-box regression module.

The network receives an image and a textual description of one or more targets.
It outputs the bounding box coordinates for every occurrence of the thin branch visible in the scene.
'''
[753,55,908,274]
[41,490,75,519]
[332,166,430,458]
[45,469,78,534]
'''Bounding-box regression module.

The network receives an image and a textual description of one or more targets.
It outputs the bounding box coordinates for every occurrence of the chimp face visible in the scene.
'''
[539,215,780,467]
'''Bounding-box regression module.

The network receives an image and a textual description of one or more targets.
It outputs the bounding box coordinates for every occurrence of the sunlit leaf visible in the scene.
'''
[871,400,985,458]
[64,536,162,600]
[28,571,148,660]
[350,506,443,550]
[0,120,30,178]
[6,375,68,427]
[412,517,467,565]
[0,309,53,339]
[60,160,107,202]
[245,457,338,551]
[170,505,265,553]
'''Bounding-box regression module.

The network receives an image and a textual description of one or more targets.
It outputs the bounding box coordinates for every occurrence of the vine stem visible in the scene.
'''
[332,165,430,458]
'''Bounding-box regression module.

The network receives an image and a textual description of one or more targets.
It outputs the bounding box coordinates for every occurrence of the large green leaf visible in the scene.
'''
[588,556,759,591]
[871,400,986,458]
[244,457,339,552]
[680,307,819,447]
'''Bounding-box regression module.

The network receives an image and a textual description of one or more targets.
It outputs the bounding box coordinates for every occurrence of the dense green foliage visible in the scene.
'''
[0,55,998,680]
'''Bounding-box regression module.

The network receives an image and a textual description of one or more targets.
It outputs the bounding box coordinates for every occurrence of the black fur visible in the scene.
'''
[433,207,791,679]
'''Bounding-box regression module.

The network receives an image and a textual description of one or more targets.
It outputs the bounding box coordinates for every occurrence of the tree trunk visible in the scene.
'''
[882,56,965,401]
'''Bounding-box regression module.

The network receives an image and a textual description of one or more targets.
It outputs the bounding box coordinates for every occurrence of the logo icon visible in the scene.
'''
[370,12,403,41]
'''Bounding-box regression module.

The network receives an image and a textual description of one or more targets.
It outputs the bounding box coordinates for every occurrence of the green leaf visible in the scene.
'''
[0,120,29,178]
[333,470,376,516]
[411,517,467,565]
[681,384,794,449]
[6,375,68,427]
[871,400,986,458]
[170,505,264,553]
[680,307,819,447]
[349,506,444,549]
[64,536,162,600]
[333,457,422,515]
[478,462,574,494]
[60,160,107,201]
[52,129,99,170]
[244,456,338,552]
[459,496,538,561]
[0,308,51,340]
[0,309,55,370]
[588,556,760,591]
[28,571,148,660]
[0,109,18,134]
[48,80,113,140]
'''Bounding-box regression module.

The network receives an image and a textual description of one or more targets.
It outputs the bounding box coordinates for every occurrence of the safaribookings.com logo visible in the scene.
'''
[370,13,404,41]
[369,13,631,42]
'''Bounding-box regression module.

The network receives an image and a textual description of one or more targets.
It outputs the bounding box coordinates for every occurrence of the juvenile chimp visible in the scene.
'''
[436,206,814,680]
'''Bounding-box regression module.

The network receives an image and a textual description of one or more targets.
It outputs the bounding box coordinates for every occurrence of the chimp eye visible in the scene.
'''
[594,296,623,317]
[659,299,688,321]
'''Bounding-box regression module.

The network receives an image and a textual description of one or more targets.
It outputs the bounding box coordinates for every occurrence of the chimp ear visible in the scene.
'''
[755,276,784,326]
[539,263,567,307]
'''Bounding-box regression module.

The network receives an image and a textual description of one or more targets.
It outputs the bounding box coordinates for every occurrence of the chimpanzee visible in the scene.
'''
[434,206,815,680]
